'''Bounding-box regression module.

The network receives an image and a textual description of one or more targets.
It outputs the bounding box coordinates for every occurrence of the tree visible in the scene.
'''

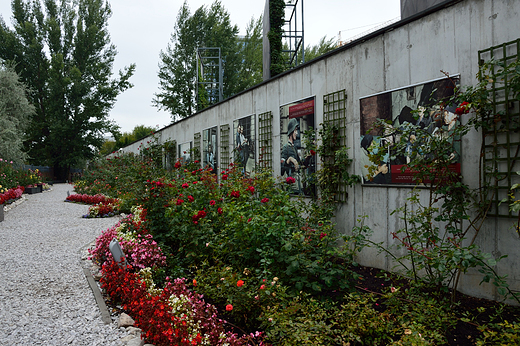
[233,16,263,93]
[303,36,337,62]
[0,63,34,164]
[0,0,134,180]
[153,0,239,121]
[99,124,156,156]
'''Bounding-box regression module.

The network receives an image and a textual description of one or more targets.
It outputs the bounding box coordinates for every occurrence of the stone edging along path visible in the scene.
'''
[0,183,149,345]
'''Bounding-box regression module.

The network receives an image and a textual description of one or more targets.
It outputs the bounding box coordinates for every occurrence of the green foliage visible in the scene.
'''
[268,0,285,77]
[477,320,520,345]
[303,35,337,62]
[235,16,264,91]
[0,64,34,164]
[0,0,135,180]
[261,292,448,345]
[193,263,288,331]
[99,124,156,156]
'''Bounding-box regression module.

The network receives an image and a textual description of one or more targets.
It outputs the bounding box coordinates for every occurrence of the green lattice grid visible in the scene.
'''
[479,39,520,217]
[194,132,202,168]
[220,124,230,169]
[258,111,273,170]
[323,89,348,202]
[164,140,177,170]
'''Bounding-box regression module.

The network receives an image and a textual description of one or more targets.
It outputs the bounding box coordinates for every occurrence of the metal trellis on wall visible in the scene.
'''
[478,38,520,217]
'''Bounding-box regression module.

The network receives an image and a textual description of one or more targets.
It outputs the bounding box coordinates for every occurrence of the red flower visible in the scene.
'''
[231,191,240,198]
[222,174,228,180]
[193,279,197,286]
[188,195,194,202]
[310,149,316,156]
[261,197,269,203]
[209,200,216,206]
[247,218,252,223]
[197,210,206,219]
[247,186,255,194]
[226,304,233,311]
[286,176,296,184]
[174,161,181,168]
[182,183,189,189]
[176,199,184,205]
[193,181,198,184]
[237,280,244,287]
[217,207,223,215]
[319,232,327,240]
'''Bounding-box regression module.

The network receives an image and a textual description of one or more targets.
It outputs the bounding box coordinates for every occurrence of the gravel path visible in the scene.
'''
[0,184,128,345]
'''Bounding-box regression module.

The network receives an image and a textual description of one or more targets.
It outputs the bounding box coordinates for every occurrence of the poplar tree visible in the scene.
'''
[0,0,134,180]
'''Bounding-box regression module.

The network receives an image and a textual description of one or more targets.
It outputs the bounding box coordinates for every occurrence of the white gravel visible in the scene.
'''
[0,184,129,345]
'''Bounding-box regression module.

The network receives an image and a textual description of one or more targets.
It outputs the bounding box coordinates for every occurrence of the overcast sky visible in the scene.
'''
[0,0,400,133]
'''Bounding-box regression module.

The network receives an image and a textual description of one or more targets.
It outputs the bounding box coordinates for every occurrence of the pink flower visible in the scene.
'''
[286,176,296,184]
[260,284,265,290]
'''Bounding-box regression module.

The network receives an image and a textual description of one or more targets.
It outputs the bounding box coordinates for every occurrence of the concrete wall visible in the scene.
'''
[118,0,520,302]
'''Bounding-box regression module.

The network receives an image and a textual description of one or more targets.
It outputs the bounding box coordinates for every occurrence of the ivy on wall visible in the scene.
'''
[268,0,285,77]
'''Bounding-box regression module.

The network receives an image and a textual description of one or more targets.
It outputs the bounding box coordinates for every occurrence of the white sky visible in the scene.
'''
[0,0,400,133]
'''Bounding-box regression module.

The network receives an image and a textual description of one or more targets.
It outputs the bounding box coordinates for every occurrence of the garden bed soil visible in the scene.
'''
[352,266,520,346]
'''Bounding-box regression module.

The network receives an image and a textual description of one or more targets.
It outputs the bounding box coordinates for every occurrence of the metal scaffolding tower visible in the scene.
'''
[196,47,223,107]
[283,0,304,68]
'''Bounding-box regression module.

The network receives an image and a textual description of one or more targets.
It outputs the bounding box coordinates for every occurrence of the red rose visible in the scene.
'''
[226,304,233,311]
[188,195,194,202]
[210,200,216,206]
[222,174,228,180]
[174,161,181,168]
[319,232,327,240]
[217,207,223,215]
[247,186,255,194]
[237,280,244,287]
[261,197,269,203]
[286,177,296,184]
[182,183,189,189]
[197,210,206,218]
[176,199,184,205]
[231,191,240,198]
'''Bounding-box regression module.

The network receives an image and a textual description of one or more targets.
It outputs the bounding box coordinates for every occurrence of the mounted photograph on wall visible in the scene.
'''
[280,96,316,196]
[233,115,256,176]
[178,142,192,164]
[359,76,461,185]
[203,127,218,174]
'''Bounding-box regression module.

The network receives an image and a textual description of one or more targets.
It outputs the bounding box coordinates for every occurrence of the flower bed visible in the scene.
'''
[0,186,24,205]
[90,206,266,346]
[65,193,121,218]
